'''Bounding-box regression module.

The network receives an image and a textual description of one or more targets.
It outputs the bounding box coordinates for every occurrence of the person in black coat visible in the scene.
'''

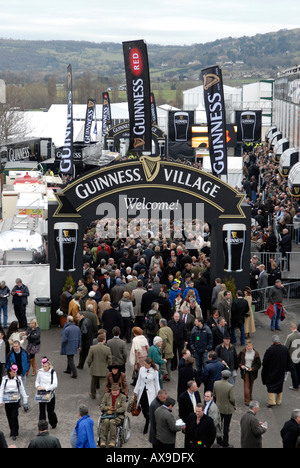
[262,335,291,407]
[76,312,94,369]
[178,380,201,424]
[279,228,292,255]
[231,291,250,347]
[280,410,300,448]
[141,285,159,317]
[157,292,172,321]
[279,228,292,270]
[177,357,200,400]
[265,228,277,253]
[185,403,216,448]
[101,303,122,340]
[99,272,116,295]
[212,317,230,349]
[168,312,187,371]
[195,276,211,321]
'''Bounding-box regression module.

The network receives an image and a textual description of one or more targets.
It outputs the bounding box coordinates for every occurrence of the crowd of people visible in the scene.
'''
[241,145,300,285]
[1,143,300,448]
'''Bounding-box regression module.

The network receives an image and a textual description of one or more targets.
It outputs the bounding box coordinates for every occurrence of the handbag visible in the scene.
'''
[131,399,141,417]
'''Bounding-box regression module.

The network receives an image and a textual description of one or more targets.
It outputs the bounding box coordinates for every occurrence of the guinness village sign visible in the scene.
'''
[48,156,251,320]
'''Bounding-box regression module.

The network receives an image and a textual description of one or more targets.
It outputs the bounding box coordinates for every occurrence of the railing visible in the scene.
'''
[251,251,300,277]
[251,281,300,313]
[276,223,296,241]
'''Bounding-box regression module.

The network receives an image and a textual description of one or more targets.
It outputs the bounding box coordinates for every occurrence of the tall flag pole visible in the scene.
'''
[59,64,74,179]
[83,98,96,144]
[201,65,228,177]
[122,40,152,155]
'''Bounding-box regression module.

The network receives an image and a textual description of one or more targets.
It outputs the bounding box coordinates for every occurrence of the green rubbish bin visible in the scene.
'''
[34,297,52,330]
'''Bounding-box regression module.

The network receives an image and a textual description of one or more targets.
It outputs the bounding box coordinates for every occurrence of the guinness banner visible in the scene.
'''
[83,98,96,144]
[59,64,74,177]
[102,92,112,137]
[150,92,158,125]
[235,110,262,143]
[202,65,227,177]
[168,110,194,160]
[123,40,152,153]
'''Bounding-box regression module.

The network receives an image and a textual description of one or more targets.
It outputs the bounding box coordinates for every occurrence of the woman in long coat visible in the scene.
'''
[243,287,256,337]
[133,357,160,435]
[129,327,149,385]
[148,336,166,388]
[238,339,261,405]
[261,336,291,407]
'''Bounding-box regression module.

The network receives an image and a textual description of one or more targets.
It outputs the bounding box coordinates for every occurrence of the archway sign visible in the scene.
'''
[48,156,251,320]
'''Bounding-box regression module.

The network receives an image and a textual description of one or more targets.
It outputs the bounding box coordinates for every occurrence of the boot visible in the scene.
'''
[143,416,149,434]
[267,393,276,407]
[31,357,36,376]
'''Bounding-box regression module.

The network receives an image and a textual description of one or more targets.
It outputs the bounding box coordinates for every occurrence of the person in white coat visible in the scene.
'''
[35,356,58,429]
[0,364,28,440]
[133,357,160,435]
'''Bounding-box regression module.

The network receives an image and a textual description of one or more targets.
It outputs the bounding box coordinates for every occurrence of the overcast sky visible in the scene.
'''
[0,0,298,45]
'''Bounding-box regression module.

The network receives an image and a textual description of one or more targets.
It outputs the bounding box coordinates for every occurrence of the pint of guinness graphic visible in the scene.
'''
[240,111,256,142]
[222,224,246,272]
[174,111,189,142]
[54,222,78,271]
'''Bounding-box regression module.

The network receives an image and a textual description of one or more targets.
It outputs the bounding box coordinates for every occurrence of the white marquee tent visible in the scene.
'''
[202,156,243,189]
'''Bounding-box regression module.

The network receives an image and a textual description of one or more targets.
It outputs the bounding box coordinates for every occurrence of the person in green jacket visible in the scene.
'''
[28,420,61,448]
[148,337,167,388]
[158,319,174,382]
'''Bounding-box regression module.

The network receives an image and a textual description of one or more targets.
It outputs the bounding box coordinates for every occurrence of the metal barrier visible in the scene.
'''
[251,281,300,313]
[251,251,300,278]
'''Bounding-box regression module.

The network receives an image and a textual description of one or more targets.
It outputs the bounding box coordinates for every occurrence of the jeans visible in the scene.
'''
[0,304,8,328]
[231,324,245,346]
[194,351,207,376]
[270,304,281,330]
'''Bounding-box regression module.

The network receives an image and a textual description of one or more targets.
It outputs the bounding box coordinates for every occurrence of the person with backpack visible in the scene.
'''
[35,357,58,429]
[0,364,29,441]
[144,302,162,346]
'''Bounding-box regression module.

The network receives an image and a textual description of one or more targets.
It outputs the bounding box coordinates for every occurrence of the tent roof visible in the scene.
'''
[202,156,243,173]
[18,103,131,147]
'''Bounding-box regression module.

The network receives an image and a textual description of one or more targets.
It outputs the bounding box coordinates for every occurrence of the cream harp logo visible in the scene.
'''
[140,155,161,182]
[203,74,220,90]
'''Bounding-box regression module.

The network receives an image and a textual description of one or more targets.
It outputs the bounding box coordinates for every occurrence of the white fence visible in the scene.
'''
[0,264,50,324]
